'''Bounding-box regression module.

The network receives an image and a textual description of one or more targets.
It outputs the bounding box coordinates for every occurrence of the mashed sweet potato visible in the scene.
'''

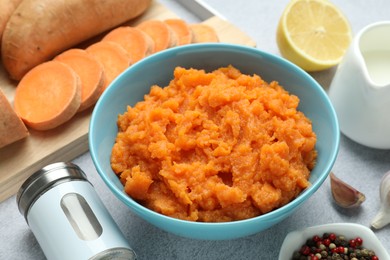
[111,65,317,222]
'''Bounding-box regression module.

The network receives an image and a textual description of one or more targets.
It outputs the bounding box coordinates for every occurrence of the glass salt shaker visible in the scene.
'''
[17,162,136,260]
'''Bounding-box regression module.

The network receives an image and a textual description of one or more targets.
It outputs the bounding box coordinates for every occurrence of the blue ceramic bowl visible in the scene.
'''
[89,43,340,240]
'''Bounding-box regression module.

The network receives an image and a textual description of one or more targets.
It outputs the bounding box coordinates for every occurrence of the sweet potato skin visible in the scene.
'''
[1,0,152,80]
[0,0,23,51]
[0,88,29,148]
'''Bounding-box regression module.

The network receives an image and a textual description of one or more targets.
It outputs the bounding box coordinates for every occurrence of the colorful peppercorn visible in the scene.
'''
[291,232,379,260]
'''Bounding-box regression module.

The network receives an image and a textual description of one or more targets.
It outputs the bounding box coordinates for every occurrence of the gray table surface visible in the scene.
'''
[1,0,390,259]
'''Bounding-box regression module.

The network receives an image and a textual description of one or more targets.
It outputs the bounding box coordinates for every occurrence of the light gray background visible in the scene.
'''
[1,0,389,259]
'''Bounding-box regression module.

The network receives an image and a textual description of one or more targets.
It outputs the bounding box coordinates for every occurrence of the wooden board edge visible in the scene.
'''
[204,16,257,47]
[0,134,89,203]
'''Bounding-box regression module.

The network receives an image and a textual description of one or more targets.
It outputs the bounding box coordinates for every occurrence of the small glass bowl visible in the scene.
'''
[278,223,390,260]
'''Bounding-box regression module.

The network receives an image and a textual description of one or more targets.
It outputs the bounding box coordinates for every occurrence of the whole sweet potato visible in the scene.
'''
[0,0,23,50]
[1,0,152,80]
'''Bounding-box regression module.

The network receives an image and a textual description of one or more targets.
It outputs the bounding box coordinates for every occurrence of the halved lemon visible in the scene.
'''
[276,0,352,71]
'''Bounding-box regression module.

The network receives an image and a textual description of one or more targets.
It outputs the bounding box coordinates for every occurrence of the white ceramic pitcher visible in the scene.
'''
[328,21,390,149]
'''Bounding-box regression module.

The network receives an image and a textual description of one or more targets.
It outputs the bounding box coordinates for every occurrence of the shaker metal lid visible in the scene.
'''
[17,162,87,220]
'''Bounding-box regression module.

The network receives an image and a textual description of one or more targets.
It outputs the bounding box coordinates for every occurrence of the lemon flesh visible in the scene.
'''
[277,0,352,71]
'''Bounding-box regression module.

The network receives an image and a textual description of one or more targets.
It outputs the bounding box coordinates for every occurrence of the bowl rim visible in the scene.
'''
[89,43,340,229]
[278,222,390,259]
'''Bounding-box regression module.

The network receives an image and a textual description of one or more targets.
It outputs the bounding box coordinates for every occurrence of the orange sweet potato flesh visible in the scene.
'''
[13,60,81,130]
[54,49,104,112]
[86,41,132,90]
[111,66,317,222]
[1,0,152,80]
[102,26,155,63]
[0,88,28,149]
[164,19,193,45]
[137,20,178,53]
[190,24,220,43]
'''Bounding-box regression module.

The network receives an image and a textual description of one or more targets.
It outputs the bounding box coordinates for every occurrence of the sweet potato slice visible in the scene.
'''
[137,20,178,53]
[190,24,220,43]
[55,48,104,111]
[86,41,132,90]
[164,19,193,45]
[0,88,28,148]
[2,0,152,80]
[13,60,81,131]
[102,26,155,63]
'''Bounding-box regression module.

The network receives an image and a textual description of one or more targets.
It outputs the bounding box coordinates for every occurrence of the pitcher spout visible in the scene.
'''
[358,21,390,91]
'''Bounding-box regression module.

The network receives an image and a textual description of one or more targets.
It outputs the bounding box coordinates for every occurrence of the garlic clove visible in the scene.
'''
[371,195,390,229]
[330,172,366,208]
[371,171,390,229]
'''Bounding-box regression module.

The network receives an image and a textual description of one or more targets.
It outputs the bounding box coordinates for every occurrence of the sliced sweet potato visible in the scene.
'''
[190,24,220,43]
[13,60,81,130]
[137,20,178,53]
[55,48,104,111]
[164,19,193,45]
[102,26,155,63]
[86,41,132,90]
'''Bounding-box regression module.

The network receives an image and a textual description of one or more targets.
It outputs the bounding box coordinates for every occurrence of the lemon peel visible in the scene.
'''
[276,0,352,71]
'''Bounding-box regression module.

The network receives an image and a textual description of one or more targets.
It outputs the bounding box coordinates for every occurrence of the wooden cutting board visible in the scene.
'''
[0,1,256,203]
